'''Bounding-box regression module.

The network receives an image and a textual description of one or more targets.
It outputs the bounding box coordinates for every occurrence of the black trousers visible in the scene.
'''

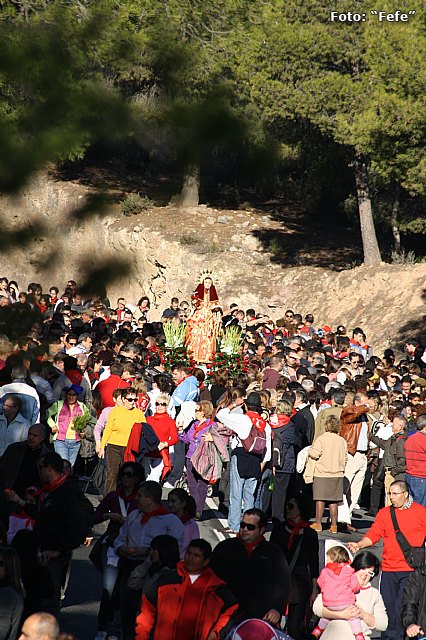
[263,472,291,522]
[167,440,186,485]
[287,570,313,640]
[119,559,144,640]
[369,459,385,515]
[380,570,410,640]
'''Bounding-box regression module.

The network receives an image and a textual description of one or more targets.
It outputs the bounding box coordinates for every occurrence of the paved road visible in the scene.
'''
[59,489,382,640]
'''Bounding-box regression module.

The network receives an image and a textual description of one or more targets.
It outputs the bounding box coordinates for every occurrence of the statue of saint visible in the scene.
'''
[185,271,221,363]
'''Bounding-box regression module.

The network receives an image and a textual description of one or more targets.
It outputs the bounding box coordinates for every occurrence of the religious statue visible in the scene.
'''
[185,270,222,363]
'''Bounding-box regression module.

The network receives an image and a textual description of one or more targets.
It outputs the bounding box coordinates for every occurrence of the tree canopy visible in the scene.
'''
[0,0,425,265]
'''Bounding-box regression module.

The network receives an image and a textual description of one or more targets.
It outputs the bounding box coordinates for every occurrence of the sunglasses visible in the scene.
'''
[122,471,135,478]
[240,521,256,531]
[287,503,297,509]
[125,397,137,402]
[156,402,167,406]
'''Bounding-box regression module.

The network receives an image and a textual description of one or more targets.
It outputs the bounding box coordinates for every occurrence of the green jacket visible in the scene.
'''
[46,400,91,441]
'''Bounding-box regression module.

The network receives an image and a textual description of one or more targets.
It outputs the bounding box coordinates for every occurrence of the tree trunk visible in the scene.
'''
[172,163,200,207]
[390,183,401,252]
[353,154,382,266]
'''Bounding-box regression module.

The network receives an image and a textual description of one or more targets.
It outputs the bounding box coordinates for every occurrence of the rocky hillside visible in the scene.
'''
[0,174,424,353]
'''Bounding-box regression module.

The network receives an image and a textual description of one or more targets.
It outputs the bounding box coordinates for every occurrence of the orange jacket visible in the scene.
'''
[135,562,238,640]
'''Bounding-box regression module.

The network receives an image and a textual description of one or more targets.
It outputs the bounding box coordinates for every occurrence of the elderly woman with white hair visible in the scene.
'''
[142,394,179,482]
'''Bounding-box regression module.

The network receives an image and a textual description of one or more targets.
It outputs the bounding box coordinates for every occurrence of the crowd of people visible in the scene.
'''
[0,274,425,640]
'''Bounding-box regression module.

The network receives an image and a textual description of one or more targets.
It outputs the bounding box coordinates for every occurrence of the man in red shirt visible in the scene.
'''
[405,415,426,506]
[96,362,130,408]
[348,480,426,640]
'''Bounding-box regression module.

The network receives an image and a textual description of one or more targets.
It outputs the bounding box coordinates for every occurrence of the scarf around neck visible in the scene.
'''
[326,561,350,575]
[238,534,266,557]
[286,519,311,549]
[37,473,68,503]
[140,506,168,524]
[269,412,295,429]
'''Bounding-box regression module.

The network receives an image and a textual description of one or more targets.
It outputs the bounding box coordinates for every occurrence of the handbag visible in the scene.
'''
[89,531,108,573]
[89,497,128,572]
[288,535,304,605]
[89,460,108,490]
[390,506,425,569]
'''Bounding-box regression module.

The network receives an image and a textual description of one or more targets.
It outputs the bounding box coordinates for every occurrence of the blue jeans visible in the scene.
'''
[97,544,119,630]
[54,439,81,467]
[406,474,426,507]
[228,454,257,532]
[255,468,272,509]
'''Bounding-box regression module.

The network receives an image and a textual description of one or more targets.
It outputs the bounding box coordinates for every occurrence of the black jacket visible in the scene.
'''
[370,431,407,478]
[270,522,319,579]
[401,565,426,634]
[26,477,85,553]
[0,441,51,490]
[293,405,315,448]
[210,537,290,618]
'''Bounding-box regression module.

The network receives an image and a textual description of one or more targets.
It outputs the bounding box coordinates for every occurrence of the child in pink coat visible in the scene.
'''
[312,545,364,640]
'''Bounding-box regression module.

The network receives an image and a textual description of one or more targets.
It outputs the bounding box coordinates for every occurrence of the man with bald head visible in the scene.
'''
[19,613,59,640]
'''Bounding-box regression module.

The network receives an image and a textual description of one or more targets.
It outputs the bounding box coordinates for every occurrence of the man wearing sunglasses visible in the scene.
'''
[211,508,290,628]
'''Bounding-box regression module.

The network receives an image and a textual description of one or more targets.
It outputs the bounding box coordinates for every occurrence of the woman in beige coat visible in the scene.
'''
[309,415,347,533]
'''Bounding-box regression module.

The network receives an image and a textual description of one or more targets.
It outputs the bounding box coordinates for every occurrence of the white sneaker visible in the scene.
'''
[94,631,107,640]
[162,482,174,489]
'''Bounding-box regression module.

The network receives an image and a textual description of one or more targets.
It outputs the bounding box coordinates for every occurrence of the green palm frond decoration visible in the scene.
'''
[163,320,186,349]
[220,325,243,355]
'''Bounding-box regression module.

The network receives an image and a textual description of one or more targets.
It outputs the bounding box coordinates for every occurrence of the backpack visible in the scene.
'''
[241,411,267,455]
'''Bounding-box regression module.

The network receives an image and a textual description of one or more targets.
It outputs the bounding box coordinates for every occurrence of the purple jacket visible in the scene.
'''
[179,419,216,458]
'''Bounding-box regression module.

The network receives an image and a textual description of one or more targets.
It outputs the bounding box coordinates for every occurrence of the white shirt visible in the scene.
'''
[216,407,272,462]
[356,416,369,451]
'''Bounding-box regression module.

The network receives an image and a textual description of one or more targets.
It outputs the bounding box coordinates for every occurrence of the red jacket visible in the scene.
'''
[125,413,178,479]
[97,375,130,408]
[135,562,237,640]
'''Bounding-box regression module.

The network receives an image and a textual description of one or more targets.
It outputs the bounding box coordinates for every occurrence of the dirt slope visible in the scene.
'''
[0,174,424,353]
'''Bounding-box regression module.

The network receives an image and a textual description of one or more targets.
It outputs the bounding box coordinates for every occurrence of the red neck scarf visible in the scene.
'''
[245,411,267,431]
[180,512,192,524]
[269,413,293,429]
[140,506,168,524]
[326,561,349,575]
[37,473,68,503]
[286,519,311,549]
[175,374,192,388]
[238,534,265,556]
[66,369,83,385]
[117,487,138,503]
[193,418,213,438]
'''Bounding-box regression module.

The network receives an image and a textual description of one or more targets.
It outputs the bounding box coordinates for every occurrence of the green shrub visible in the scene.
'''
[179,232,198,245]
[120,193,152,216]
[391,249,417,264]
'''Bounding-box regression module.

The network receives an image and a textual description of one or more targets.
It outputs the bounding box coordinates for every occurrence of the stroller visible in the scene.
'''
[231,619,294,640]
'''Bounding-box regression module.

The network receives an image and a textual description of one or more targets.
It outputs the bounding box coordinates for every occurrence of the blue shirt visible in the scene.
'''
[171,376,199,407]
